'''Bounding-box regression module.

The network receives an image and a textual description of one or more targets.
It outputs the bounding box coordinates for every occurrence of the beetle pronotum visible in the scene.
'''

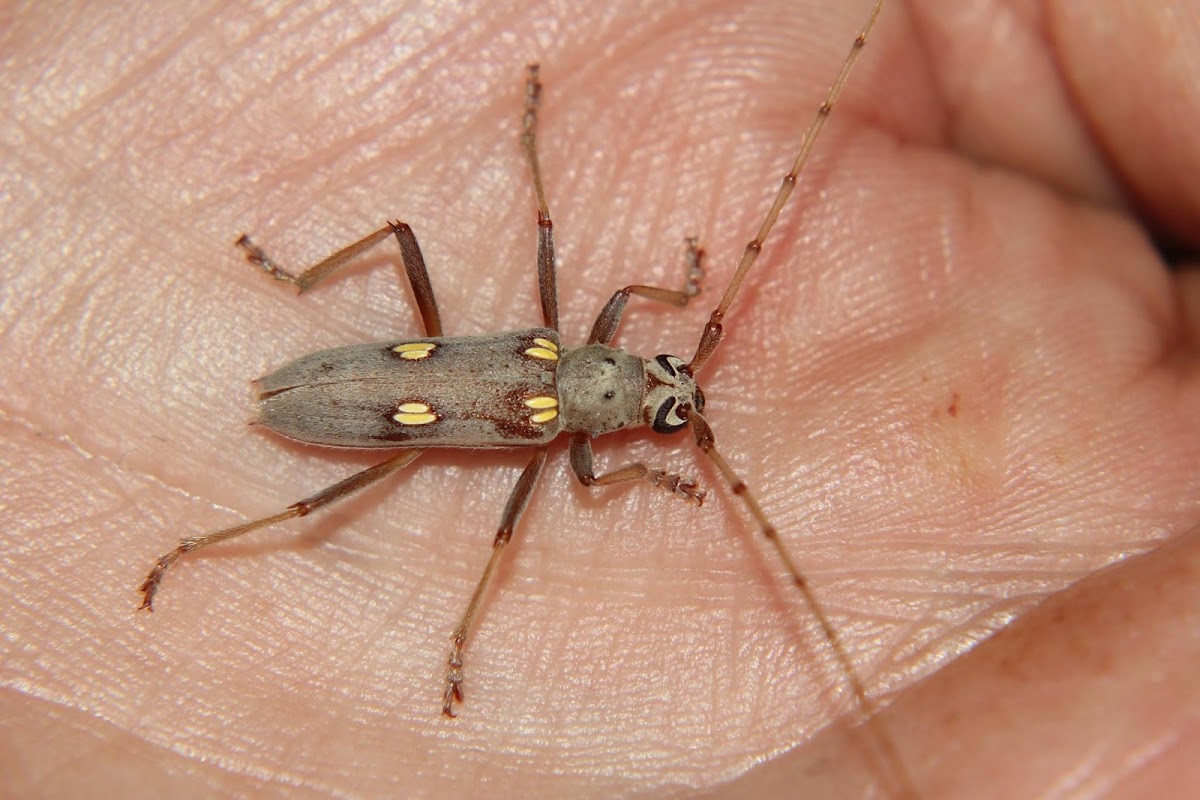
[140,0,911,794]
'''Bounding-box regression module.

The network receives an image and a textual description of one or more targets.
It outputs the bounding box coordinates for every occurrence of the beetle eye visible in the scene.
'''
[651,396,688,433]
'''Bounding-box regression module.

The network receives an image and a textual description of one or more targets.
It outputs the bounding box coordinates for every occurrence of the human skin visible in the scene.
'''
[2,1,1198,798]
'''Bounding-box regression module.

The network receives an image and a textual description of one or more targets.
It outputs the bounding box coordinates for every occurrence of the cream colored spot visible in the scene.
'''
[524,338,559,361]
[395,412,437,425]
[393,342,437,360]
[394,401,437,425]
[524,395,558,425]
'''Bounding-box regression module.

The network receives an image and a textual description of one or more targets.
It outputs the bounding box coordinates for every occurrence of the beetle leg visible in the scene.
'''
[443,447,548,717]
[236,221,443,337]
[568,433,705,505]
[587,238,705,345]
[521,65,559,331]
[138,450,422,611]
[387,221,443,336]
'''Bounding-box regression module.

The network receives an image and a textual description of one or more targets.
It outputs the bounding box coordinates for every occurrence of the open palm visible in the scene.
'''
[3,2,1197,798]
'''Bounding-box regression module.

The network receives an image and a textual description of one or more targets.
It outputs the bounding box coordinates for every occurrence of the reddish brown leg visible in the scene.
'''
[568,432,705,505]
[587,238,705,345]
[139,450,422,610]
[521,69,706,341]
[444,447,549,716]
[236,220,443,336]
[522,65,558,331]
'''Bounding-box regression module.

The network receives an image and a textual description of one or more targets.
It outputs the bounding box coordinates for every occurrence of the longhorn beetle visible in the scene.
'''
[140,0,908,792]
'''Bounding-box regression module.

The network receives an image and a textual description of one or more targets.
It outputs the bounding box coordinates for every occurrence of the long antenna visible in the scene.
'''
[688,0,886,372]
[687,3,916,796]
[690,411,916,798]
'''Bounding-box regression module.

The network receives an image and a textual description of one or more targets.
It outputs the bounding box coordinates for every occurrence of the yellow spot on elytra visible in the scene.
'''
[395,412,437,425]
[524,395,558,424]
[393,342,437,360]
[525,338,559,361]
[394,401,436,425]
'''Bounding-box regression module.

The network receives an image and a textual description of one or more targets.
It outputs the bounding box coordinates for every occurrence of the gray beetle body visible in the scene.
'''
[256,327,703,449]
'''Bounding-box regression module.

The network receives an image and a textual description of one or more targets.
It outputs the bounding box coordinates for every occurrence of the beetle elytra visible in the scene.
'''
[140,1,910,794]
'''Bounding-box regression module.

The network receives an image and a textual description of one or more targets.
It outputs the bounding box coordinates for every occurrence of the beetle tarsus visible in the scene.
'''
[646,470,706,506]
[236,234,298,285]
[138,549,182,611]
[442,676,463,718]
[443,646,465,717]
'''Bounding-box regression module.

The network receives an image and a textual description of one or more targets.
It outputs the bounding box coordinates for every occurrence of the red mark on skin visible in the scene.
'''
[947,392,960,417]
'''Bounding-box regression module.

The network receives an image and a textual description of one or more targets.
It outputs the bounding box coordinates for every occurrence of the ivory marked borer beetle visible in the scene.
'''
[139,3,908,789]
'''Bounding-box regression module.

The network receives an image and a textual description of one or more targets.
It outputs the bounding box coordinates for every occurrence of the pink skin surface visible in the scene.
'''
[3,1,1198,797]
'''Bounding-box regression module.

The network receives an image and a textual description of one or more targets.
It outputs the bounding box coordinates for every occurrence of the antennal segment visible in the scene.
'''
[689,0,886,373]
[688,409,916,799]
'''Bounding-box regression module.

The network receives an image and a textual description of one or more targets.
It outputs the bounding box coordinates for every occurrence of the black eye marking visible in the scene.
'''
[654,354,677,376]
[603,357,616,366]
[651,396,685,433]
[603,390,615,400]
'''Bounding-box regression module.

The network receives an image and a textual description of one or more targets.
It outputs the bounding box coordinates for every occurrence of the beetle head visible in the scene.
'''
[644,354,705,434]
